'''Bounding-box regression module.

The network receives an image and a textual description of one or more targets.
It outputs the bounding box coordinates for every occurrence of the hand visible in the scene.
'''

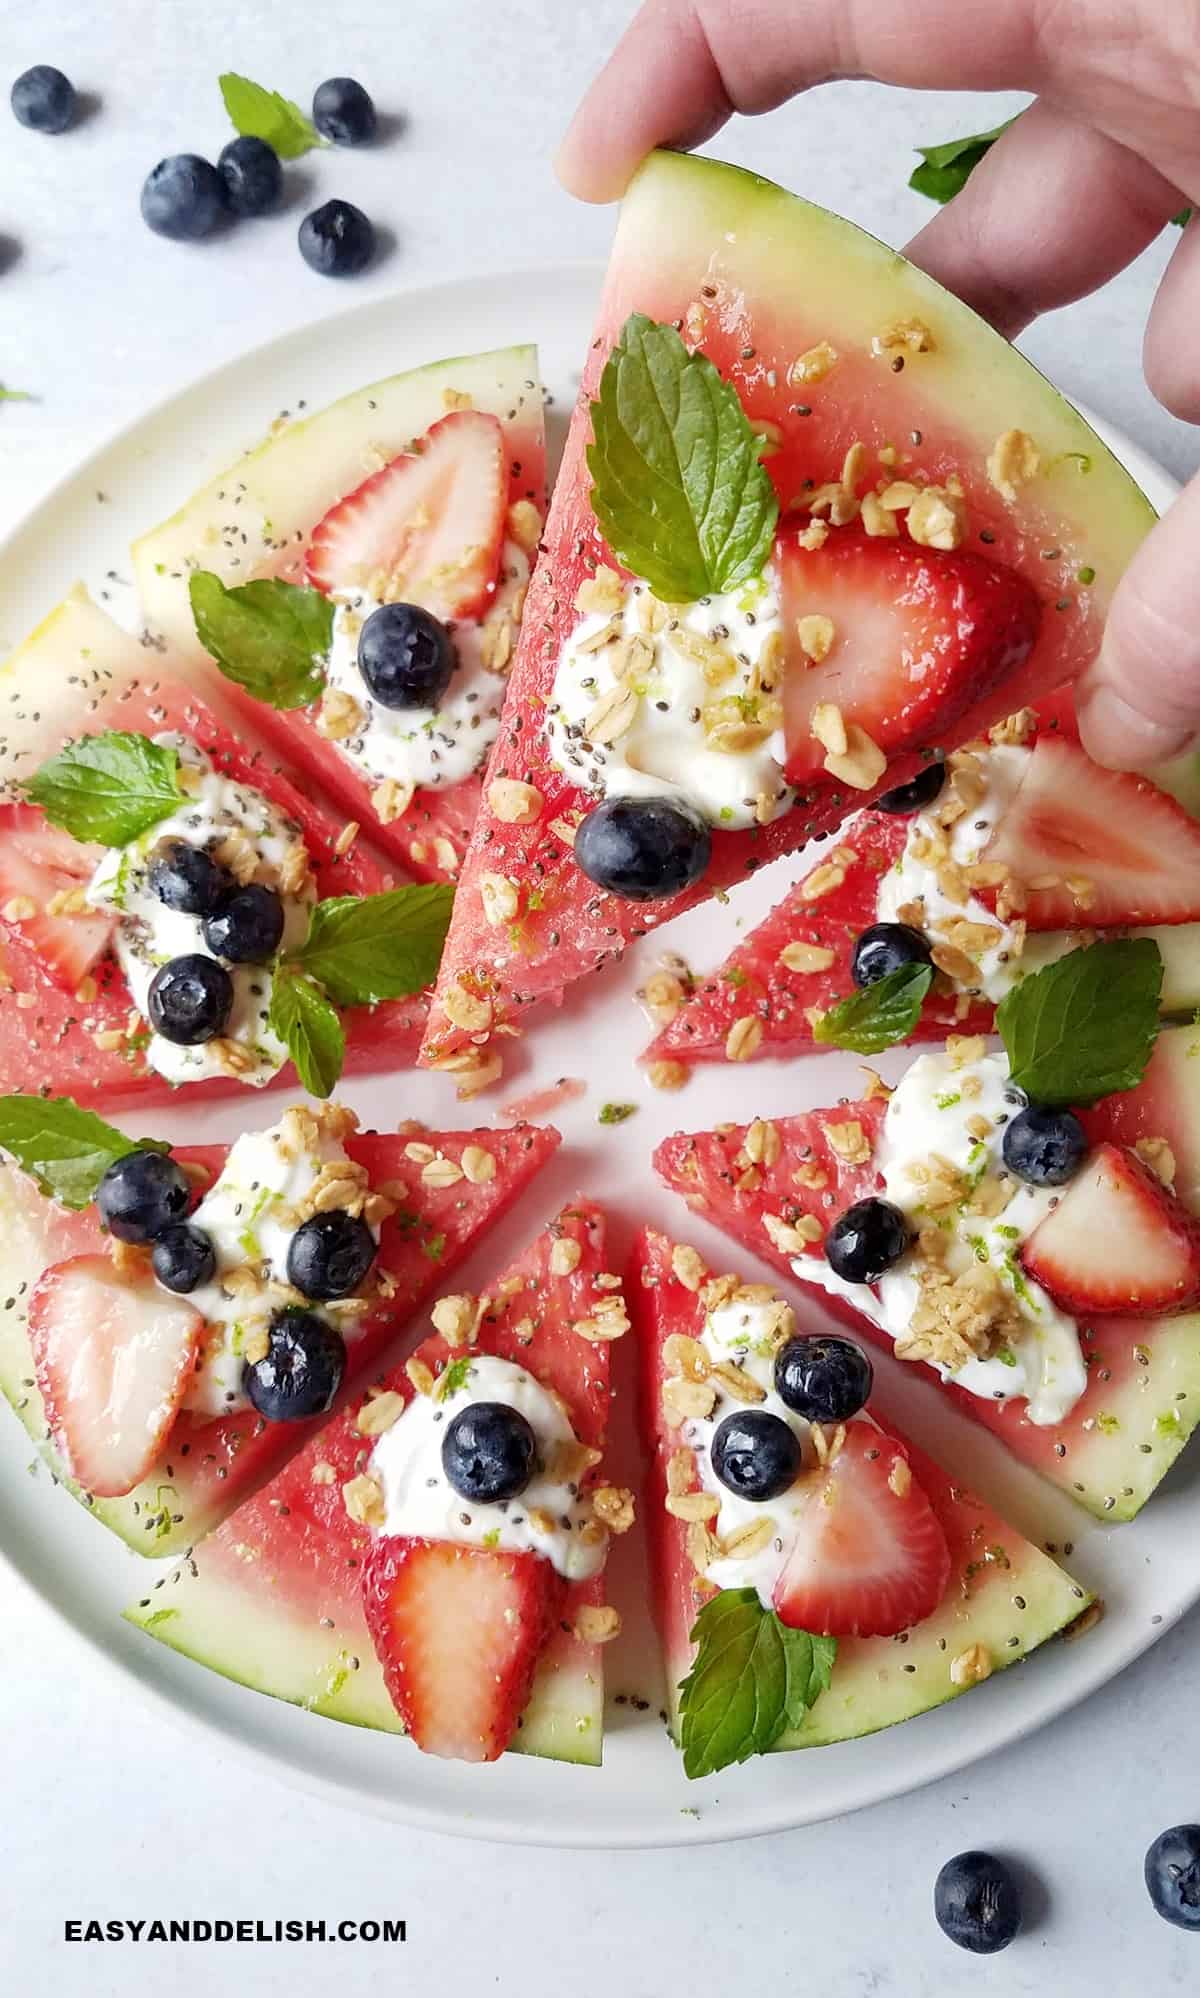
[557,0,1200,770]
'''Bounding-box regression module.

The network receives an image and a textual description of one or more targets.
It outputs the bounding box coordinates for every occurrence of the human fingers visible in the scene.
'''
[1143,211,1200,420]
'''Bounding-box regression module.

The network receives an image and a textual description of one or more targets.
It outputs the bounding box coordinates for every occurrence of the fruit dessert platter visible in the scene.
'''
[1,144,1193,1808]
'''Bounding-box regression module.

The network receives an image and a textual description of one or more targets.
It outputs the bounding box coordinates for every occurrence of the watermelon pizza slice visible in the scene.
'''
[630,1227,1089,1777]
[643,697,1200,1071]
[0,1091,559,1554]
[132,348,546,885]
[0,589,454,1106]
[126,1200,630,1766]
[418,148,1154,1096]
[655,959,1200,1520]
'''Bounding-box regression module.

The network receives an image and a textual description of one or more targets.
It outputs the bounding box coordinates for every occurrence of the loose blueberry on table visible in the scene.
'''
[10,64,75,133]
[312,76,377,146]
[298,198,376,277]
[934,1850,1021,1954]
[140,154,229,241]
[1145,1824,1200,1930]
[217,136,283,217]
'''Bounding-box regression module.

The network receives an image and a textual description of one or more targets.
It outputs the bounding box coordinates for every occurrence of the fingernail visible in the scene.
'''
[1076,683,1195,770]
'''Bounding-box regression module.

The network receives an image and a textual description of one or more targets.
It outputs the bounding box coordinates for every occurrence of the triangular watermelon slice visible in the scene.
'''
[630,1228,1089,1761]
[655,1024,1200,1519]
[0,590,441,1106]
[644,702,1200,1072]
[0,1114,559,1554]
[132,349,547,885]
[419,149,1154,1092]
[125,1200,624,1766]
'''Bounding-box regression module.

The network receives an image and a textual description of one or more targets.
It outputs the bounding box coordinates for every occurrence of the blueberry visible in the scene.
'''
[286,1210,377,1302]
[152,1222,216,1294]
[11,65,75,134]
[1002,1105,1087,1187]
[874,761,946,815]
[202,884,285,964]
[298,198,375,276]
[148,839,231,918]
[574,796,712,903]
[851,921,933,989]
[96,1148,191,1244]
[934,1851,1021,1954]
[442,1401,537,1505]
[244,1308,346,1422]
[141,154,229,241]
[218,135,282,217]
[826,1198,911,1284]
[147,953,234,1044]
[774,1334,873,1423]
[1145,1824,1200,1930]
[357,603,456,711]
[710,1409,801,1503]
[312,76,377,146]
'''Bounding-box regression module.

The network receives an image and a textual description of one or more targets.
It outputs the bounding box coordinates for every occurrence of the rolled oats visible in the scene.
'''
[725,1015,764,1063]
[487,778,543,825]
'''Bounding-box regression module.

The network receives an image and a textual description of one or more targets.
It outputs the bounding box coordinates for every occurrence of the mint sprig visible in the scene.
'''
[25,733,185,846]
[267,966,345,1100]
[996,937,1161,1106]
[295,884,454,1007]
[0,1095,169,1209]
[677,1588,836,1780]
[219,72,323,158]
[587,313,778,604]
[813,963,933,1055]
[909,115,1191,224]
[189,572,332,710]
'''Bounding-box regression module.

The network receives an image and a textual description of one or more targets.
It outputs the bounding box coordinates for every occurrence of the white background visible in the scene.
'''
[3,1,1200,1991]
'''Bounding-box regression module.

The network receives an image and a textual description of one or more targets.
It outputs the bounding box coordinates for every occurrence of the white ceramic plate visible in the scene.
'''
[0,263,1188,1849]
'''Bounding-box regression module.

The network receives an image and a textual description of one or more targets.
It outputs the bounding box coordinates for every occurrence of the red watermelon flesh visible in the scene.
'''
[125,1200,620,1765]
[420,151,1153,1082]
[631,1228,1089,1754]
[0,1120,560,1555]
[654,1048,1200,1520]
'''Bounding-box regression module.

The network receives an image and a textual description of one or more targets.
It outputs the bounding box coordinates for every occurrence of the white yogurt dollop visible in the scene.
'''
[545,572,794,830]
[371,1352,605,1583]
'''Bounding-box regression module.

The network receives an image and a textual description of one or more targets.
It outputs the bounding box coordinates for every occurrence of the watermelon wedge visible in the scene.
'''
[420,149,1154,1091]
[0,1116,559,1554]
[0,589,438,1106]
[631,1228,1089,1759]
[126,1200,625,1766]
[132,349,547,885]
[654,1028,1200,1519]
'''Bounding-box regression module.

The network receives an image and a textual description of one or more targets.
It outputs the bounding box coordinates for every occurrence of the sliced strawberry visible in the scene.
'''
[779,523,1042,786]
[29,1254,203,1498]
[361,1536,564,1762]
[0,804,114,992]
[306,409,507,621]
[772,1423,950,1638]
[1021,1142,1200,1317]
[982,735,1200,929]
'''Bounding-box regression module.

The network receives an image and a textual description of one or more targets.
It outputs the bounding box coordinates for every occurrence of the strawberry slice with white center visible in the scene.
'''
[772,1423,950,1638]
[0,804,114,991]
[779,523,1041,787]
[981,735,1200,929]
[306,409,507,622]
[29,1254,203,1498]
[361,1536,565,1762]
[1022,1142,1200,1316]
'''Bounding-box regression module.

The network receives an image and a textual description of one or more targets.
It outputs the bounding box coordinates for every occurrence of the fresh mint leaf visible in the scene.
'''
[996,937,1162,1105]
[0,385,32,403]
[267,966,345,1099]
[909,119,1015,204]
[678,1589,835,1780]
[218,72,323,158]
[295,884,454,1006]
[0,1095,168,1209]
[189,572,332,709]
[25,732,184,846]
[587,312,778,603]
[813,964,933,1055]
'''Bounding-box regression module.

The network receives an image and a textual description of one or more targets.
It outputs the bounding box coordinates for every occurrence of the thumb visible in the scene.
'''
[1077,470,1200,769]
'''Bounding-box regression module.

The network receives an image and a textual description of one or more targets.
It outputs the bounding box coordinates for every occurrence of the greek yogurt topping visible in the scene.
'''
[86,737,313,1088]
[545,570,794,830]
[792,1048,1088,1426]
[322,541,529,793]
[178,1108,378,1418]
[370,1353,606,1581]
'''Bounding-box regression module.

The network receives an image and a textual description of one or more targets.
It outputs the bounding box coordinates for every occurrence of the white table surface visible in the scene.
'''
[3,2,1200,1990]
